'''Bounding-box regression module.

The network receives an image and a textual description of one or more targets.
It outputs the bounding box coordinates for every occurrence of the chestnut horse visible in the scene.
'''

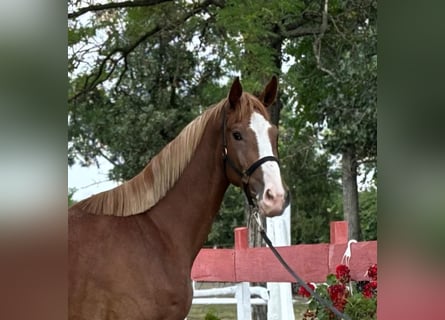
[69,77,289,320]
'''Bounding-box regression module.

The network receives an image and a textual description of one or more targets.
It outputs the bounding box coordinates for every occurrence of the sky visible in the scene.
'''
[68,152,375,203]
[66,11,301,202]
[68,157,118,201]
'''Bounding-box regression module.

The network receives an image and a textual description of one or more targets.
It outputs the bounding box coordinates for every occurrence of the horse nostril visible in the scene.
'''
[265,189,274,201]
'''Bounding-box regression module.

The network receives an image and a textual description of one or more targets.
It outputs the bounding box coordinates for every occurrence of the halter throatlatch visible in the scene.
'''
[221,108,280,207]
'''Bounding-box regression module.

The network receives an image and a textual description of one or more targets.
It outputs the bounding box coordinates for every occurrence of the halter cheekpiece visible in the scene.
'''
[221,107,280,206]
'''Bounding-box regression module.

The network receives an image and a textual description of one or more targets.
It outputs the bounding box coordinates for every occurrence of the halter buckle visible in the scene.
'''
[241,173,250,185]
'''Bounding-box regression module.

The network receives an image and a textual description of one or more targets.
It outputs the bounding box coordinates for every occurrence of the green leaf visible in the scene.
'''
[326,273,337,285]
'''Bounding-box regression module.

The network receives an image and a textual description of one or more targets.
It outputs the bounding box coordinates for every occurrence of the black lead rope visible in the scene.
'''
[252,213,351,320]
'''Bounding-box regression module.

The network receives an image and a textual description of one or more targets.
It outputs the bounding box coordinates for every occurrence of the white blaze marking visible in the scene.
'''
[249,112,284,199]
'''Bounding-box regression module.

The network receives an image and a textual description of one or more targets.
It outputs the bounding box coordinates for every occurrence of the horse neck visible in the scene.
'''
[141,114,229,264]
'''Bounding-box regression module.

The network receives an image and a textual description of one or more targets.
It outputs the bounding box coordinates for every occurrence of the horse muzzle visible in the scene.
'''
[257,186,290,217]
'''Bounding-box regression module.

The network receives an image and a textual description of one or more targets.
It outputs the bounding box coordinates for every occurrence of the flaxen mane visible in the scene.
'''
[73,92,268,216]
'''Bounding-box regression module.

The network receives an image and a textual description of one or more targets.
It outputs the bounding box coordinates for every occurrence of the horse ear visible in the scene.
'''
[228,77,243,108]
[259,76,278,108]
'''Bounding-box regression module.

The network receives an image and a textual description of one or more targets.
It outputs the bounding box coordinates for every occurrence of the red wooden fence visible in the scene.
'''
[191,221,377,283]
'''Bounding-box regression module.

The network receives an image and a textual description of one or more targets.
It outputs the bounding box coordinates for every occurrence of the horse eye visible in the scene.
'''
[232,131,242,141]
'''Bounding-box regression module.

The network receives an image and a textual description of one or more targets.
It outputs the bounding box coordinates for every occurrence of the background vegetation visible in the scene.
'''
[68,0,377,247]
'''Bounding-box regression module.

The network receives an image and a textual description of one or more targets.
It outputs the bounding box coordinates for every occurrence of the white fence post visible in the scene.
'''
[266,205,295,320]
[235,282,252,320]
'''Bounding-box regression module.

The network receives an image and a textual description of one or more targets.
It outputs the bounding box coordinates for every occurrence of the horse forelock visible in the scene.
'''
[229,92,270,123]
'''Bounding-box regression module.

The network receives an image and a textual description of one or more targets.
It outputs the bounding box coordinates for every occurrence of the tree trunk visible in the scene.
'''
[245,203,267,319]
[341,147,361,240]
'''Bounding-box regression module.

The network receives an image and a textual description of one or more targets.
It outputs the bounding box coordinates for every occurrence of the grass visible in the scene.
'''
[186,282,309,319]
[187,302,308,319]
[187,305,237,320]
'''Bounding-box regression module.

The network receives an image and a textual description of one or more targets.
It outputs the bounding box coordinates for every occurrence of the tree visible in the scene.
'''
[359,187,377,241]
[286,0,377,240]
[69,3,377,319]
[69,0,231,181]
[279,122,343,244]
[68,0,376,283]
[68,188,78,206]
[211,2,338,316]
[205,185,245,247]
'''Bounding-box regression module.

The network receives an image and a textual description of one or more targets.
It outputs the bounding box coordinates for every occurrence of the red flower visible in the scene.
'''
[335,264,351,284]
[328,283,349,311]
[297,282,315,298]
[363,280,377,298]
[366,264,377,281]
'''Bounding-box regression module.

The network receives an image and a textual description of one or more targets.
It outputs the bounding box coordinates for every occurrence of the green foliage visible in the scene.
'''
[279,119,343,244]
[204,308,221,320]
[326,187,377,241]
[69,2,227,180]
[307,283,330,319]
[302,265,377,320]
[284,0,377,239]
[359,188,377,240]
[288,0,377,163]
[68,0,377,247]
[207,185,245,247]
[326,273,337,286]
[68,26,95,46]
[344,295,377,320]
[68,188,77,206]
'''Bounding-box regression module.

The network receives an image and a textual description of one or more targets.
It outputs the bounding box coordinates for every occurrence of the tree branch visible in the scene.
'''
[285,27,322,37]
[69,0,214,103]
[98,148,120,167]
[312,0,338,80]
[69,24,160,103]
[68,0,173,19]
[357,158,376,166]
[281,13,318,38]
[115,56,129,88]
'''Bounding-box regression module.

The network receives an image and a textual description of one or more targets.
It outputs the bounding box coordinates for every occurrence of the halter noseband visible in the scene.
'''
[221,108,280,206]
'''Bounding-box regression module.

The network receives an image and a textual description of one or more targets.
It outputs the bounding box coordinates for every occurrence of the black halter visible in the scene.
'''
[221,108,280,206]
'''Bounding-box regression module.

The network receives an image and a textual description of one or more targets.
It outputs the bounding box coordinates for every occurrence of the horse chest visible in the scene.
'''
[69,213,194,319]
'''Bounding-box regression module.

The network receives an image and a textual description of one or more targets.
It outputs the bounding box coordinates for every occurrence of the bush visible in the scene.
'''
[296,264,377,320]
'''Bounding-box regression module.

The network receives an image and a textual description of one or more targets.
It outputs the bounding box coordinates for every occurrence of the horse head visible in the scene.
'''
[223,77,289,217]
